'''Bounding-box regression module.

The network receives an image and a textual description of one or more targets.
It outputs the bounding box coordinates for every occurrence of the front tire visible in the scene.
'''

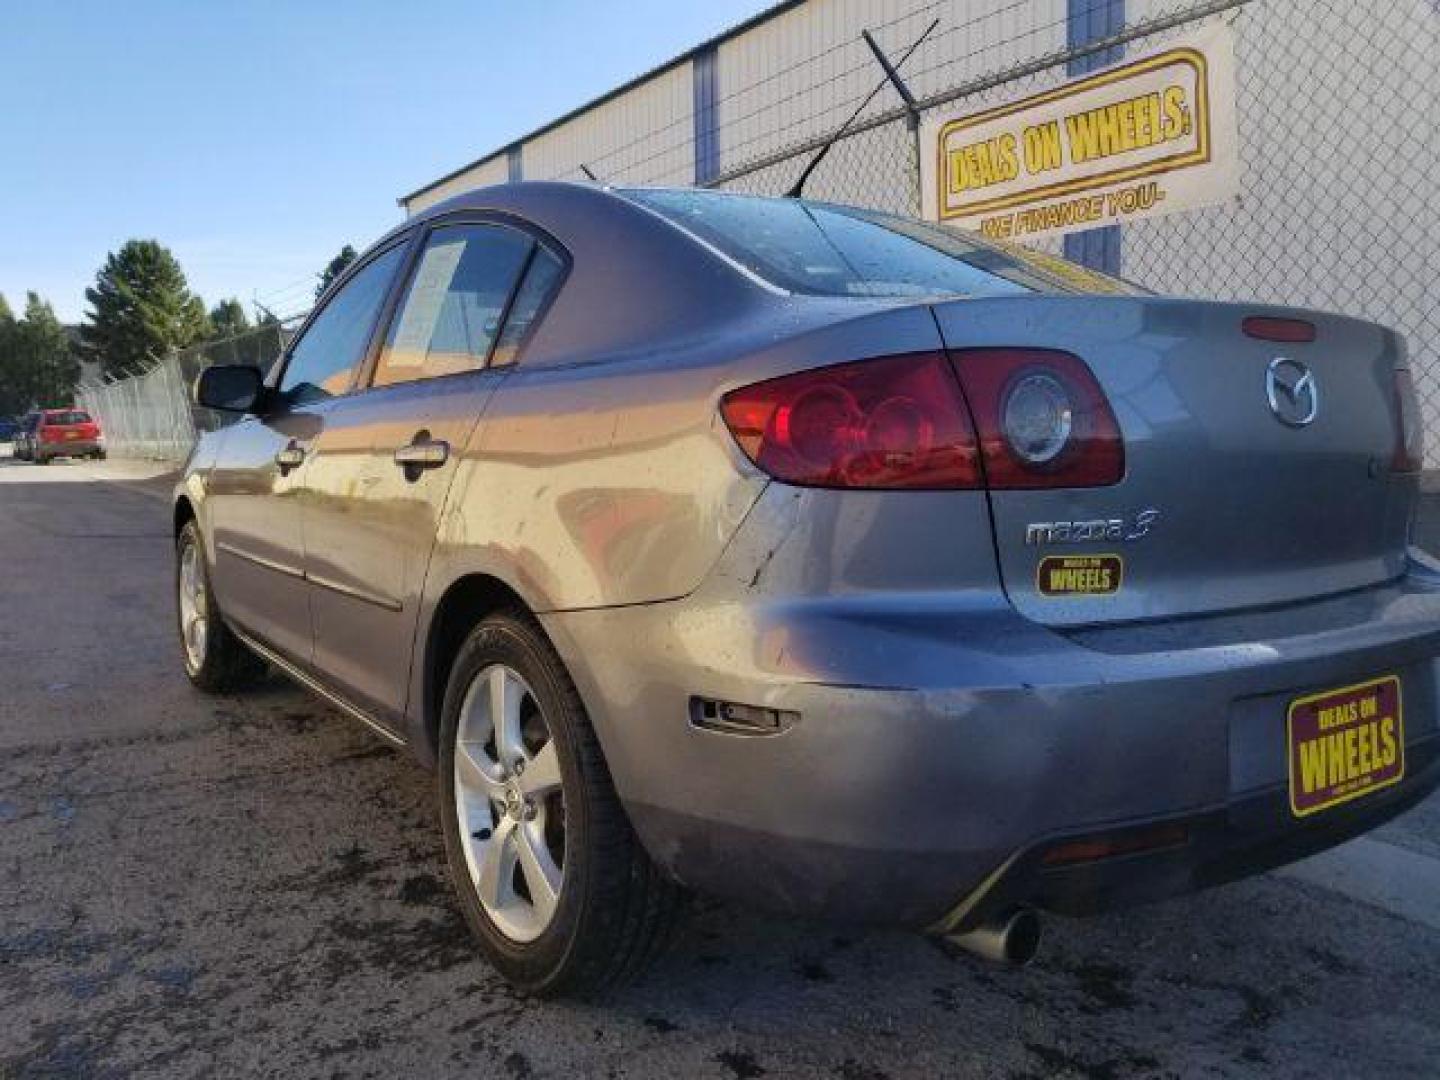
[176,520,267,692]
[438,610,683,997]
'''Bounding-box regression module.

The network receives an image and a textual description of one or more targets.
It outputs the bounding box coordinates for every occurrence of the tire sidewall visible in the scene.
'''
[175,521,215,683]
[438,614,593,993]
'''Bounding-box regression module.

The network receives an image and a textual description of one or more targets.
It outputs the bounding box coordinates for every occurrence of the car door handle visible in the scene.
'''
[394,439,449,470]
[274,442,307,472]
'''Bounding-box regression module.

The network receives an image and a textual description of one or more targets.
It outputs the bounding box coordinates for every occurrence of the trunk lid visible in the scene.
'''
[933,296,1414,627]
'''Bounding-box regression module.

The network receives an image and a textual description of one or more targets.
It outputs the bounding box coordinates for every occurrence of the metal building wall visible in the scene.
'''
[523,61,695,187]
[407,156,511,214]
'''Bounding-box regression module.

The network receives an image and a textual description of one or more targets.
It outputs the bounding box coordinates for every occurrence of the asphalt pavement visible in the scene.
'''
[3,453,1439,1079]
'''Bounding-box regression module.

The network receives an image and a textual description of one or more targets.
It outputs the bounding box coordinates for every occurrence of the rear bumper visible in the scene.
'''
[542,561,1440,929]
[37,440,102,456]
[940,732,1440,930]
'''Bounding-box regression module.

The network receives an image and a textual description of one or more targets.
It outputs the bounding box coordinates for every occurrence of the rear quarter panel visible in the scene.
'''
[422,301,951,613]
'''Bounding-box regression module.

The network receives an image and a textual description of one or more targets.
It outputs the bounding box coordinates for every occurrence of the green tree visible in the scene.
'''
[80,240,211,377]
[208,297,251,340]
[205,297,275,367]
[0,293,20,416]
[13,293,79,408]
[316,244,357,299]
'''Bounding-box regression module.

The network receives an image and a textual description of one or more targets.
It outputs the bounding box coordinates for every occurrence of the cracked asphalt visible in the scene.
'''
[3,455,1439,1079]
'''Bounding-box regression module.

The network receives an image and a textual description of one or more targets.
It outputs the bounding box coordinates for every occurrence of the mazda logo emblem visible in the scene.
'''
[1266,356,1318,427]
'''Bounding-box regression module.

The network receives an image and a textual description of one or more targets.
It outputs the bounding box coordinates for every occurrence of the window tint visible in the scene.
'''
[373,224,533,387]
[278,243,405,405]
[43,411,91,425]
[491,247,564,366]
[625,189,1143,298]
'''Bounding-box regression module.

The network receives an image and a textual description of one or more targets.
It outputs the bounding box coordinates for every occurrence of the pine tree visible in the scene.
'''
[209,298,251,341]
[14,293,78,408]
[0,294,20,416]
[80,240,211,376]
[316,244,357,299]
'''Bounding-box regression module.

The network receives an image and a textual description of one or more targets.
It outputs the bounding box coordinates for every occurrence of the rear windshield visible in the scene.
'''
[43,411,91,425]
[624,188,1142,299]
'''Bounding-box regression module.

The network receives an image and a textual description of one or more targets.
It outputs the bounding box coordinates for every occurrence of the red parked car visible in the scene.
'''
[31,409,104,464]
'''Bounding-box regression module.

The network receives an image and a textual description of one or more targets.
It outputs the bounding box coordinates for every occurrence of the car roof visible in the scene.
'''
[353,181,788,368]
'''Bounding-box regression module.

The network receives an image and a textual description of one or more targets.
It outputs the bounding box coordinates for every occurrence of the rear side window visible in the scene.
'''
[372,224,533,387]
[278,243,406,406]
[491,247,564,367]
[625,189,1141,298]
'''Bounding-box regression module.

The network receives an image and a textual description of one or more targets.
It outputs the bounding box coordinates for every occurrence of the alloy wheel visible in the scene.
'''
[453,663,567,943]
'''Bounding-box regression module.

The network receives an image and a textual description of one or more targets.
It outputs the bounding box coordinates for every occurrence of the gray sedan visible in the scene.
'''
[174,182,1440,995]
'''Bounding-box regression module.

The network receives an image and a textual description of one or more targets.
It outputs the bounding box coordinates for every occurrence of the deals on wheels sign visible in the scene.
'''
[920,21,1239,240]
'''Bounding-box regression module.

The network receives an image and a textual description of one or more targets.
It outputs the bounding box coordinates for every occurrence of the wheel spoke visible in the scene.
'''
[490,666,525,768]
[518,740,562,798]
[515,822,561,923]
[474,817,517,910]
[455,743,506,803]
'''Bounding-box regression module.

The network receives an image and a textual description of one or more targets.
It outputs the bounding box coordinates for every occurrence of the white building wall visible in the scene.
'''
[406,156,511,215]
[524,61,695,186]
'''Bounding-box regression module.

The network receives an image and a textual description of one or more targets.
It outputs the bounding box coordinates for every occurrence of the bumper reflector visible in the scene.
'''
[1041,823,1190,867]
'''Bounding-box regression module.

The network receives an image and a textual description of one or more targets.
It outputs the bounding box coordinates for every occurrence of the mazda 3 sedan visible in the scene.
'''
[174,182,1440,995]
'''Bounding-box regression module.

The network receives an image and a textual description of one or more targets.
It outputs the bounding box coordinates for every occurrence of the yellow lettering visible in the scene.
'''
[1379,716,1397,767]
[1298,738,1328,794]
[1161,85,1188,139]
[1356,724,1373,775]
[1326,732,1346,786]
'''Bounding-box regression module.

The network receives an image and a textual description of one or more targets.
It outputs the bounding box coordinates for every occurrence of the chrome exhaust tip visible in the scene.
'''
[944,907,1041,966]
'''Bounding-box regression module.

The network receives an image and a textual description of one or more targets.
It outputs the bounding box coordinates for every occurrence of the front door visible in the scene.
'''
[206,240,409,667]
[301,220,551,723]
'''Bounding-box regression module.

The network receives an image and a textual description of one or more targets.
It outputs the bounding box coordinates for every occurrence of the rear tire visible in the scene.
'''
[176,520,267,692]
[438,610,684,997]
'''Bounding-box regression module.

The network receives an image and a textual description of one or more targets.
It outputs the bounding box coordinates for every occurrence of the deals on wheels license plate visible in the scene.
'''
[1288,675,1404,817]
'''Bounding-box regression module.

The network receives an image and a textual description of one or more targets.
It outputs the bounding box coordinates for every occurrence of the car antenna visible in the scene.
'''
[785,17,938,199]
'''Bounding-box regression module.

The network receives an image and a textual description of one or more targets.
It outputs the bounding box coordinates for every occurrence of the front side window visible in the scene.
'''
[277,243,406,406]
[372,224,533,387]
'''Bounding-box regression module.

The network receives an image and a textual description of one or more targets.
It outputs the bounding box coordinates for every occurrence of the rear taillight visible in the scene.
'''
[949,348,1124,488]
[719,352,982,489]
[720,349,1123,490]
[1393,368,1423,473]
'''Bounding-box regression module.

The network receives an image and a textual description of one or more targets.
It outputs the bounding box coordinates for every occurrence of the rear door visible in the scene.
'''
[300,219,564,723]
[933,295,1414,626]
[205,241,408,664]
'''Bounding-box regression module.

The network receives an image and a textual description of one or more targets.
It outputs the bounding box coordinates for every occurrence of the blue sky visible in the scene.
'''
[0,1,774,324]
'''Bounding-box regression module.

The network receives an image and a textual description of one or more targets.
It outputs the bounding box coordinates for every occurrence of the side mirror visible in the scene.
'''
[195,365,264,413]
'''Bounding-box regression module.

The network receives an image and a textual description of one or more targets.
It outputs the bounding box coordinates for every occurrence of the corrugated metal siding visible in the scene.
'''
[406,156,510,214]
[524,61,694,186]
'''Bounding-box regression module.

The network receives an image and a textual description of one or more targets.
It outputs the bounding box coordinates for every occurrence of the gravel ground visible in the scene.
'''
[2,456,1438,1079]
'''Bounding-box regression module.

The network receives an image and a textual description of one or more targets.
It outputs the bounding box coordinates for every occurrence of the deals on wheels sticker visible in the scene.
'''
[920,21,1238,239]
[1287,676,1404,818]
[1036,554,1123,597]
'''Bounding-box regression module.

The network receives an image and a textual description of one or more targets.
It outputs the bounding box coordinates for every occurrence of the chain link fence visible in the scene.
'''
[77,320,294,461]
